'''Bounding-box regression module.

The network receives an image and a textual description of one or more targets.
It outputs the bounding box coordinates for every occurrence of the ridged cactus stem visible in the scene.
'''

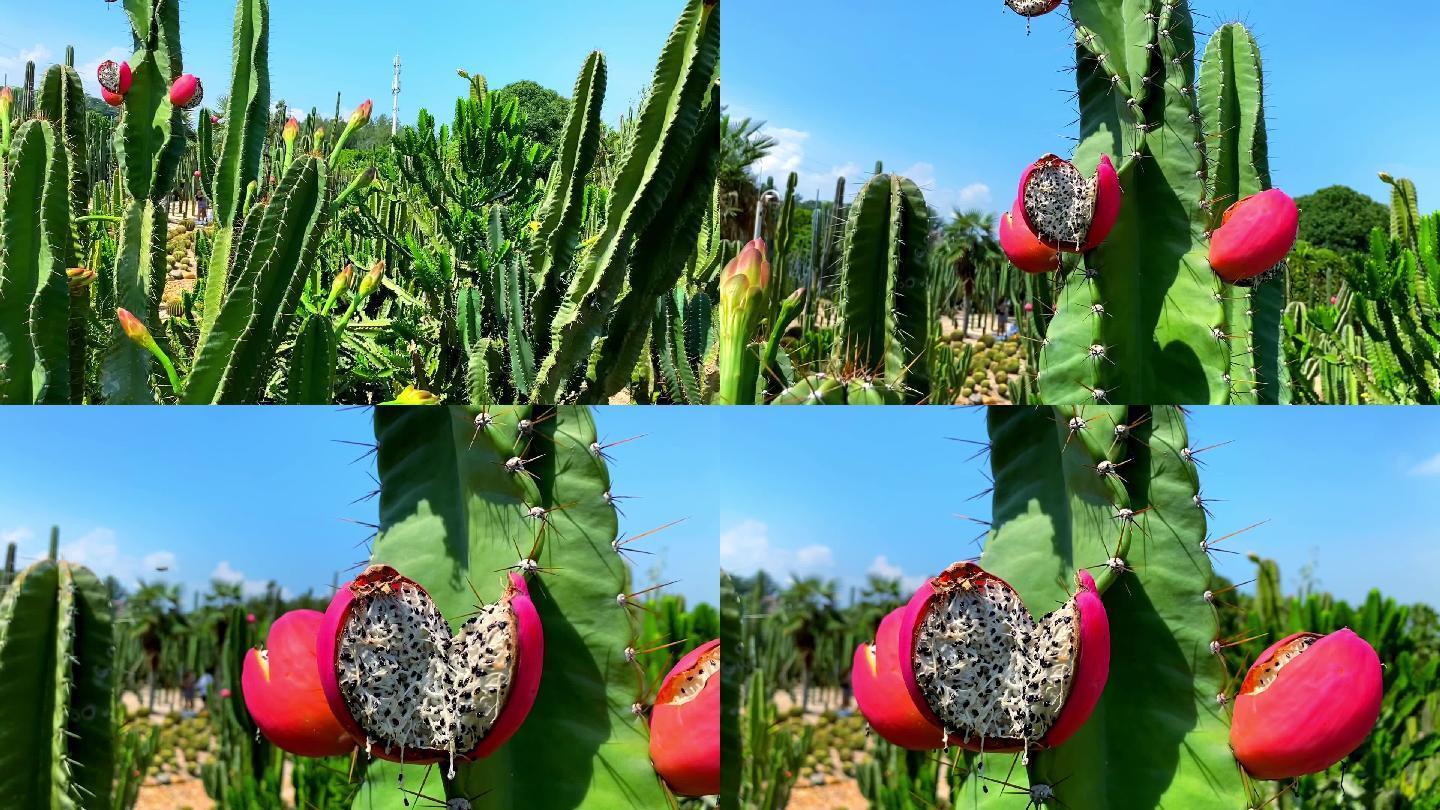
[0,556,117,807]
[353,407,675,808]
[1036,0,1285,404]
[976,406,1246,807]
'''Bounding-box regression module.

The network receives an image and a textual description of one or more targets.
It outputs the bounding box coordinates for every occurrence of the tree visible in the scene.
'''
[934,209,1005,333]
[720,110,777,240]
[495,80,571,151]
[1295,185,1388,256]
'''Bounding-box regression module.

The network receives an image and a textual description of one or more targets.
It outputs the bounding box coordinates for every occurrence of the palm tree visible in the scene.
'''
[933,209,1004,335]
[721,110,777,240]
[126,581,183,709]
[779,576,841,710]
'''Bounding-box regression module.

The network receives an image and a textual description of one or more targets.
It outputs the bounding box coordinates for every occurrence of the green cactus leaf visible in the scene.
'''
[352,407,667,809]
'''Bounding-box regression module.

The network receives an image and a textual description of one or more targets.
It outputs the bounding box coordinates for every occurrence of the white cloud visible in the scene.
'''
[1410,453,1440,476]
[720,519,835,579]
[210,560,271,597]
[1,525,178,587]
[866,555,927,592]
[0,45,53,77]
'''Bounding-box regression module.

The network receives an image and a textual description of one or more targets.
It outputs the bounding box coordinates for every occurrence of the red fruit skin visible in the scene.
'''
[242,609,354,757]
[1081,154,1122,251]
[1208,188,1299,282]
[169,74,201,108]
[315,565,543,764]
[1017,153,1122,253]
[100,88,124,107]
[1039,569,1109,747]
[852,608,945,750]
[1000,200,1061,274]
[899,562,1109,753]
[651,639,720,796]
[118,62,132,95]
[1231,629,1382,780]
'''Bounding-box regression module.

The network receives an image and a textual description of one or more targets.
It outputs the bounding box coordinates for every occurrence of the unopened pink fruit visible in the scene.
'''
[100,88,124,107]
[169,74,203,109]
[316,564,543,768]
[1230,629,1381,780]
[852,608,945,749]
[899,562,1109,752]
[1019,153,1121,253]
[1208,189,1299,283]
[650,639,720,797]
[242,609,354,757]
[1000,200,1061,273]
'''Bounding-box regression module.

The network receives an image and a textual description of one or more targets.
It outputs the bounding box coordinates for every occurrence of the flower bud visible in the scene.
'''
[349,99,373,129]
[116,308,156,351]
[67,268,97,290]
[719,239,770,308]
[283,116,300,146]
[331,264,355,297]
[388,385,440,405]
[356,259,385,299]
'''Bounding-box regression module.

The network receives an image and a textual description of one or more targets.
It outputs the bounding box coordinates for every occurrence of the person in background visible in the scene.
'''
[196,670,214,704]
[196,193,210,225]
[180,670,197,711]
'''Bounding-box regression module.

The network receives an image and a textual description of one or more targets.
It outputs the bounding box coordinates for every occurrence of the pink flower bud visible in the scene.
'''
[210,114,220,125]
[116,308,155,351]
[246,613,257,624]
[169,74,203,109]
[349,99,373,128]
[220,688,232,699]
[719,239,770,305]
[283,116,299,144]
[356,259,385,299]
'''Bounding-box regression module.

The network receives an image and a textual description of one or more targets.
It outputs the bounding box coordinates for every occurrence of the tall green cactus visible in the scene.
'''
[771,172,932,405]
[1036,3,1286,405]
[0,119,72,404]
[351,406,680,808]
[198,0,270,350]
[0,553,117,808]
[528,0,720,403]
[969,406,1252,807]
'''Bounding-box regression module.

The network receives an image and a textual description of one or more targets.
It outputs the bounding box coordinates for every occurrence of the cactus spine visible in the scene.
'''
[1035,2,1286,405]
[0,547,117,808]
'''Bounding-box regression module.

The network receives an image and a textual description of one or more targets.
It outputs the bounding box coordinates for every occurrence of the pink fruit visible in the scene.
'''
[899,562,1109,752]
[1230,629,1381,780]
[100,88,124,107]
[1005,0,1063,16]
[1000,199,1061,273]
[1208,189,1299,283]
[316,564,543,770]
[242,609,354,757]
[1019,153,1122,253]
[246,612,256,623]
[169,74,203,109]
[650,639,720,797]
[97,60,131,95]
[220,688,231,699]
[852,608,945,750]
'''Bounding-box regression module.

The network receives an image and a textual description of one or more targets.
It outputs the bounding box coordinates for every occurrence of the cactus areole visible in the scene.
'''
[898,563,1109,752]
[650,639,721,797]
[1018,153,1121,253]
[1230,629,1382,779]
[852,607,946,750]
[316,565,543,771]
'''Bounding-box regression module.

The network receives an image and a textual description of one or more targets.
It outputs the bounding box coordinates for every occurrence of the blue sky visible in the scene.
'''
[715,407,1440,609]
[0,407,717,608]
[725,0,1440,217]
[3,0,684,126]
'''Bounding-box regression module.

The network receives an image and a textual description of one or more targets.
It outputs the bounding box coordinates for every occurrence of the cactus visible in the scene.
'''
[964,406,1260,807]
[0,550,117,807]
[528,0,720,403]
[1032,5,1287,405]
[0,119,72,404]
[772,172,932,405]
[342,406,690,807]
[1344,178,1440,404]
